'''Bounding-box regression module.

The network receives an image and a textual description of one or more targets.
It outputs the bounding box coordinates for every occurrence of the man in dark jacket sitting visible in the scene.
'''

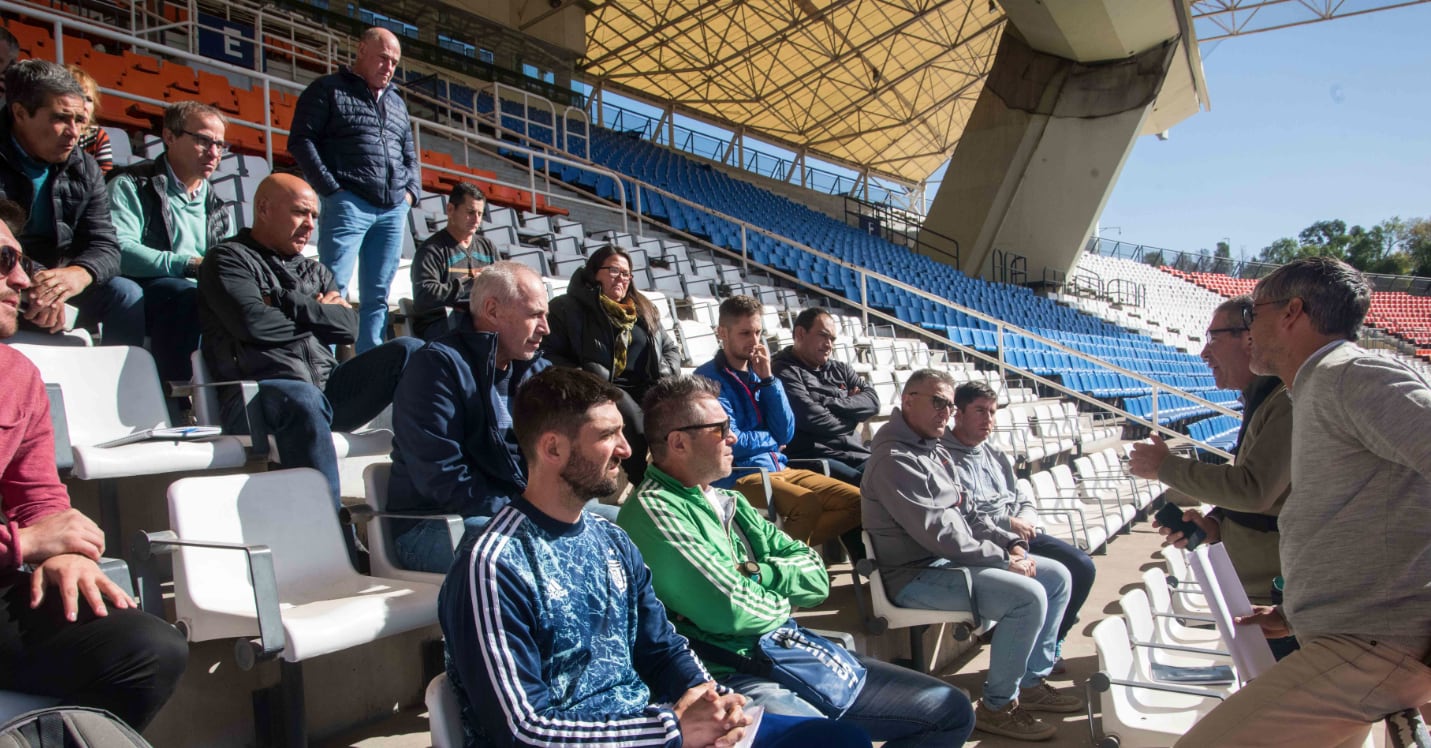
[386,261,555,573]
[108,101,233,385]
[772,308,878,486]
[197,174,422,510]
[289,27,419,354]
[408,181,493,340]
[0,60,140,345]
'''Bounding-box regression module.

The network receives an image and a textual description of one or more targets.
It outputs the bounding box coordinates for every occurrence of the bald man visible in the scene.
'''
[289,26,420,355]
[197,174,422,522]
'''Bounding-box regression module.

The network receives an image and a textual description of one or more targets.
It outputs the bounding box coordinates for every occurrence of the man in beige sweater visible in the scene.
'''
[1129,295,1295,659]
[1176,257,1431,748]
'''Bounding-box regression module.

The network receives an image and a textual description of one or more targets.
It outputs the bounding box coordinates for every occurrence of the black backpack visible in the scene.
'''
[0,707,152,748]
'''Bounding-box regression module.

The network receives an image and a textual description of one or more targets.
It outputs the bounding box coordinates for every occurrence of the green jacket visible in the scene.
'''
[617,465,829,671]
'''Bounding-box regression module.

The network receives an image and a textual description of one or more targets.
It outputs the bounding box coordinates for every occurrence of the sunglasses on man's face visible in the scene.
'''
[0,245,36,277]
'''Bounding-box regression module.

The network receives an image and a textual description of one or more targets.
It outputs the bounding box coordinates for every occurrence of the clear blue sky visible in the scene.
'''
[1098,4,1431,263]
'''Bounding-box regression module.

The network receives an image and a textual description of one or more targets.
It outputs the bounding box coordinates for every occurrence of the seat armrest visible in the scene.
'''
[340,506,466,551]
[1089,672,1226,701]
[96,556,134,596]
[134,529,285,668]
[190,379,269,459]
[787,458,830,476]
[729,466,776,524]
[807,628,856,652]
[1130,638,1230,657]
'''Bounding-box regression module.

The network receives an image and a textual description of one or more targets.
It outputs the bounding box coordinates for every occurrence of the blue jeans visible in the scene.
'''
[894,555,1071,709]
[135,277,200,384]
[71,276,143,346]
[221,338,423,508]
[395,500,622,573]
[318,190,410,354]
[722,657,975,748]
[1026,532,1095,642]
[822,457,865,488]
[753,712,872,748]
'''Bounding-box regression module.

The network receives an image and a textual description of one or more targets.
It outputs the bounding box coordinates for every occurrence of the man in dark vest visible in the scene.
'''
[289,26,420,354]
[108,101,232,384]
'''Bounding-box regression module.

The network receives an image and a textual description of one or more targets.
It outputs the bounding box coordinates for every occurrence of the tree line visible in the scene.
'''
[1256,217,1431,277]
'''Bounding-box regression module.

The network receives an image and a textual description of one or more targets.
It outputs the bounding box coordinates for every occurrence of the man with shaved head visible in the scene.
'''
[290,26,420,354]
[198,174,422,523]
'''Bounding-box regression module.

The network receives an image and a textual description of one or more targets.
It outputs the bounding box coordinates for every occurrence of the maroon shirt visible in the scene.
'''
[0,344,71,570]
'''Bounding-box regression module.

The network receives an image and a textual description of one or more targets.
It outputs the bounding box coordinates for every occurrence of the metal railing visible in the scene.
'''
[21,0,1238,456]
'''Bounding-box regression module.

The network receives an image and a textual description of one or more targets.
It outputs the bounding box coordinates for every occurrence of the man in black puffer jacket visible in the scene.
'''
[0,60,140,345]
[289,27,420,355]
[198,174,422,511]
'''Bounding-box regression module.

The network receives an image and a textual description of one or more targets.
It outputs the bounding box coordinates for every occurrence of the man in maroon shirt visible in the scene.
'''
[0,199,186,730]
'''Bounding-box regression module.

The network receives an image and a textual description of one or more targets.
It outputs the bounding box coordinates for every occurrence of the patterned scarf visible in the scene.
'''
[598,293,638,375]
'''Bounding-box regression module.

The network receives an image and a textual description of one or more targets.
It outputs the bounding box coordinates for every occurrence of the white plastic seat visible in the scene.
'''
[357,462,463,585]
[851,531,977,673]
[143,468,441,746]
[1186,544,1277,682]
[676,319,718,367]
[1051,463,1136,530]
[1142,569,1218,647]
[1089,616,1227,748]
[426,673,463,748]
[1029,471,1111,552]
[1158,546,1211,614]
[188,350,393,464]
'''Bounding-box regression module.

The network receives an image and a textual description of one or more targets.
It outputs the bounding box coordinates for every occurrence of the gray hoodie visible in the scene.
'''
[941,433,1038,533]
[863,407,1026,597]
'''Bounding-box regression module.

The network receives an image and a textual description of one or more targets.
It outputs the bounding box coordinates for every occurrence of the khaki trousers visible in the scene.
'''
[733,468,861,547]
[1175,634,1431,748]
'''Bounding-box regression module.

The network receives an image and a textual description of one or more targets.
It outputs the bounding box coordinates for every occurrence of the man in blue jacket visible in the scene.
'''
[695,295,862,552]
[289,27,419,354]
[387,261,551,573]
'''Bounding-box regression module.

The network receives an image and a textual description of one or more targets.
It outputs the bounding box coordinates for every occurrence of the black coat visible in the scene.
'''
[771,346,879,465]
[541,266,681,398]
[107,153,233,258]
[198,229,357,397]
[288,67,421,209]
[0,112,119,282]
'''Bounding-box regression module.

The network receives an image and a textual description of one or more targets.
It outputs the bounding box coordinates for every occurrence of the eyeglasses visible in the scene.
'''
[601,266,633,280]
[907,392,953,412]
[0,245,35,276]
[180,130,230,155]
[672,420,732,440]
[1242,298,1295,328]
[1205,326,1249,339]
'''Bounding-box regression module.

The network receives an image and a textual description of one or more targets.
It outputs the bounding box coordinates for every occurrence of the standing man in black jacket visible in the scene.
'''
[772,308,879,486]
[0,60,140,345]
[289,27,420,355]
[409,181,493,340]
[198,174,422,511]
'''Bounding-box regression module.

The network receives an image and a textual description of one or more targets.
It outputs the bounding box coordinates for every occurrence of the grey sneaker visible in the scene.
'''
[1019,680,1084,713]
[975,698,1057,741]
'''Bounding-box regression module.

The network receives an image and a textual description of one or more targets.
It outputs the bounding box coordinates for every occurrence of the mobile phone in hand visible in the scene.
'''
[1154,502,1207,551]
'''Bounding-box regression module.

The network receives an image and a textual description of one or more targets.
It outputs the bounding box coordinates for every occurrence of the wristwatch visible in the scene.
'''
[738,560,761,581]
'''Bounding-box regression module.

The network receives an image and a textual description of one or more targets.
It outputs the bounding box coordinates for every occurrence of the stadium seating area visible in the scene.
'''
[6,4,1428,744]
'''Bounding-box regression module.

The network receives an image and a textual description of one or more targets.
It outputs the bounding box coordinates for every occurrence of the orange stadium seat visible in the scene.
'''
[5,21,52,60]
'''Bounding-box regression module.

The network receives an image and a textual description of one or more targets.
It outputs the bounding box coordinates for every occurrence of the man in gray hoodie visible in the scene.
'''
[1177,257,1431,747]
[944,380,1095,668]
[863,369,1080,742]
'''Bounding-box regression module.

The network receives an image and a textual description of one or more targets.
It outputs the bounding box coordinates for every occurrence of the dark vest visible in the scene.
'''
[107,153,231,255]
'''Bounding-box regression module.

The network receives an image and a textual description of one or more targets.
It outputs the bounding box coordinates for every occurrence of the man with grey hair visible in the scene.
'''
[864,369,1079,742]
[0,59,139,346]
[290,26,420,354]
[387,261,557,572]
[1128,295,1296,658]
[108,101,233,386]
[1177,257,1431,746]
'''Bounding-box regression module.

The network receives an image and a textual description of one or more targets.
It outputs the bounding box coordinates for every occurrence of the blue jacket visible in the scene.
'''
[694,351,795,488]
[387,329,550,524]
[439,499,713,747]
[288,67,421,209]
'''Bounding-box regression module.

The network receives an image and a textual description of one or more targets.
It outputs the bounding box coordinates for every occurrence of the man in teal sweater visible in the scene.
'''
[618,374,974,747]
[107,101,231,385]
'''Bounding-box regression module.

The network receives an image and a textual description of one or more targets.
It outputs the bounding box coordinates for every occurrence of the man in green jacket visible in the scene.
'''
[1127,296,1295,659]
[617,374,974,747]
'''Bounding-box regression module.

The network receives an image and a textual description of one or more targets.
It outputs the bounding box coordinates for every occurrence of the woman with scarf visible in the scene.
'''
[542,246,682,484]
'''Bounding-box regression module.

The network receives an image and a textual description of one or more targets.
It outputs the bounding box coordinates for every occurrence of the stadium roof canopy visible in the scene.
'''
[580,0,1007,186]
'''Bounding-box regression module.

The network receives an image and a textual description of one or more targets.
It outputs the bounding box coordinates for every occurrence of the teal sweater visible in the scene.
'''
[108,168,211,278]
[617,465,829,669]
